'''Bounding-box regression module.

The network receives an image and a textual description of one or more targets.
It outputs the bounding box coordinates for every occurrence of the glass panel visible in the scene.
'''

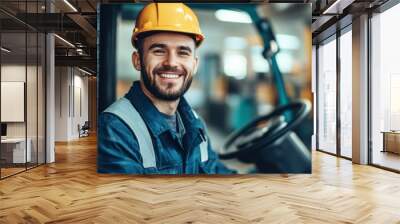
[38,32,45,165]
[0,0,29,178]
[1,31,27,177]
[317,37,337,154]
[27,31,38,169]
[26,0,39,170]
[0,1,46,178]
[371,4,400,171]
[339,29,352,158]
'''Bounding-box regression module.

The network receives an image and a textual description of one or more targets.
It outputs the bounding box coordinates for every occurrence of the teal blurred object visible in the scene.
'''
[231,96,258,130]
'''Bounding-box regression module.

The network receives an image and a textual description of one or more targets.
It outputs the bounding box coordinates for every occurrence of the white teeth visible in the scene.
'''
[160,73,179,79]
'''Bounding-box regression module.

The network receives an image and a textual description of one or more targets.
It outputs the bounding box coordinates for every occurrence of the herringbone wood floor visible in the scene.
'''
[1,135,400,223]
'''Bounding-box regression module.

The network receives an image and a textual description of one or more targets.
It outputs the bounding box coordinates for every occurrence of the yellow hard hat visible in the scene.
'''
[132,3,204,48]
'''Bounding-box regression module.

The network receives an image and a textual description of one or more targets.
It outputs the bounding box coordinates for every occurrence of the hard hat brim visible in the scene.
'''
[132,27,204,48]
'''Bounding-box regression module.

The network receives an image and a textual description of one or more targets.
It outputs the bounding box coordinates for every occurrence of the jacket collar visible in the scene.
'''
[125,81,204,136]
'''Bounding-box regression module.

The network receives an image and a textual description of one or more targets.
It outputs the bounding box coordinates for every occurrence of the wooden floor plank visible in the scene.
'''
[0,135,400,223]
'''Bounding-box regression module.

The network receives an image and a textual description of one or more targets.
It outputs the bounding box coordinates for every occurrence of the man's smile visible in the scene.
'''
[154,69,186,84]
[157,72,183,79]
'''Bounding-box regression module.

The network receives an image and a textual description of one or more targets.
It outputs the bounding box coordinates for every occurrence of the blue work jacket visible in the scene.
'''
[97,81,235,174]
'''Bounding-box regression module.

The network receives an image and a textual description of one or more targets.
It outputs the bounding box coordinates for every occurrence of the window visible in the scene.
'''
[317,36,337,154]
[339,29,352,158]
[370,3,400,171]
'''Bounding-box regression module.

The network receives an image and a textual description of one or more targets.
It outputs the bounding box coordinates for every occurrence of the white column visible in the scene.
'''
[46,33,55,163]
[46,1,55,163]
[352,14,369,164]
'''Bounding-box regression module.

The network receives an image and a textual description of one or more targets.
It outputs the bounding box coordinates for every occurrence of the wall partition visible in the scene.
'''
[1,30,28,177]
[0,1,47,179]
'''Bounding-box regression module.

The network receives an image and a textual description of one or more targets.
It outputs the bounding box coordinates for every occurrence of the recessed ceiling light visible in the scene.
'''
[1,47,11,53]
[63,0,78,12]
[78,67,92,76]
[54,34,75,48]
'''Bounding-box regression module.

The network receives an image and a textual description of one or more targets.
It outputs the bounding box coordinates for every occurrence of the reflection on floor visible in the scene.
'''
[0,163,42,178]
[0,167,25,178]
[0,135,400,223]
[373,150,400,171]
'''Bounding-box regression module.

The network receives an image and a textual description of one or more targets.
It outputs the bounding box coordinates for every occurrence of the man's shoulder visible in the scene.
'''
[99,111,133,136]
[98,111,141,151]
[99,96,136,124]
[99,110,124,124]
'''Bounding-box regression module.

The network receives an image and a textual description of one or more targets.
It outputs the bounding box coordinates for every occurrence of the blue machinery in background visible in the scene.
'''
[244,7,293,120]
[247,10,291,106]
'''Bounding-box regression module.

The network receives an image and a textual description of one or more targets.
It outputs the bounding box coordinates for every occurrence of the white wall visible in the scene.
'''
[1,65,36,138]
[71,73,89,138]
[54,67,89,141]
[55,66,69,141]
[1,64,26,81]
[1,63,46,163]
[1,65,26,141]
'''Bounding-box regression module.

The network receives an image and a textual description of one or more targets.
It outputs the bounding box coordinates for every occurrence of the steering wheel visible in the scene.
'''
[219,100,311,160]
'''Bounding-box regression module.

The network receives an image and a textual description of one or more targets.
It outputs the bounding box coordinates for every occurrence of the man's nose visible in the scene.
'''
[162,52,179,68]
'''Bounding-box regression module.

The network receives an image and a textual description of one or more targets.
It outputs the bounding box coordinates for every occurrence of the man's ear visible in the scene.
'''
[132,51,141,71]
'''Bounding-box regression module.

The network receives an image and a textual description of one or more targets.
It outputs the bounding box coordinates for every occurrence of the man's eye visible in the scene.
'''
[179,51,190,56]
[153,49,165,54]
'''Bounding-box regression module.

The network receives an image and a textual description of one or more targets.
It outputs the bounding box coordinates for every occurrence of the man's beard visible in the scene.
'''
[140,58,193,101]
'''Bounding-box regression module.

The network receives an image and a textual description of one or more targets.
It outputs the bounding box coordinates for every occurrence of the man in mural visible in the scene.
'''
[98,3,234,174]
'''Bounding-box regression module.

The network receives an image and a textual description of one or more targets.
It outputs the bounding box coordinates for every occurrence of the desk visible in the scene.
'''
[382,131,400,154]
[1,138,31,163]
